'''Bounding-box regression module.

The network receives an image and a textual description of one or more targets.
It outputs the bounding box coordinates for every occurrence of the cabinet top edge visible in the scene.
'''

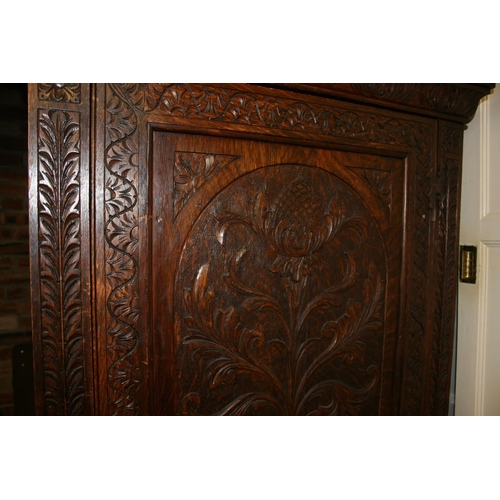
[259,83,495,124]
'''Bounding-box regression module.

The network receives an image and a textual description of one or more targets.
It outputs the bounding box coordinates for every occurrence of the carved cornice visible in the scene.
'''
[268,83,494,123]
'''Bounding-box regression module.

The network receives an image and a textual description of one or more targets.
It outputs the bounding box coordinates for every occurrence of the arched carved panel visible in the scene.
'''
[174,165,388,415]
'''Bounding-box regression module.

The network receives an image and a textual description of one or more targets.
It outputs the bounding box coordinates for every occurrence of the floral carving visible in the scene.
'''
[38,84,81,103]
[178,173,384,415]
[37,109,83,415]
[174,152,240,218]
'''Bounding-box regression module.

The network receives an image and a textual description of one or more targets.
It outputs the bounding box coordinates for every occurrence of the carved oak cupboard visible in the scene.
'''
[28,83,493,415]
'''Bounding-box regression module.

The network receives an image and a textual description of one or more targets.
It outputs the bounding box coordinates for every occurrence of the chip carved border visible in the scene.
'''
[105,83,438,415]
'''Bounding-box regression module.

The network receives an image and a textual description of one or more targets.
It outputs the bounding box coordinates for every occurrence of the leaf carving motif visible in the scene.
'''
[115,83,430,148]
[38,84,81,103]
[174,152,240,218]
[179,176,383,415]
[104,85,141,415]
[37,109,83,415]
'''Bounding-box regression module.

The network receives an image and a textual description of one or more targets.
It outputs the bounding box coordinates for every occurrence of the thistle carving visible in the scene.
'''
[178,174,384,415]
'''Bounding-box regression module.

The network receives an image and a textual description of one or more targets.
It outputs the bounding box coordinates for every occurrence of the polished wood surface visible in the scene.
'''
[28,83,494,415]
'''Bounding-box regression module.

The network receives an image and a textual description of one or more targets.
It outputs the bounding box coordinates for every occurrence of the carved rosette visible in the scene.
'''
[104,85,141,415]
[37,109,84,415]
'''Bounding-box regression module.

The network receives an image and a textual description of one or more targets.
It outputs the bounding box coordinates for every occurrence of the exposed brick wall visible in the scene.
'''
[0,83,31,415]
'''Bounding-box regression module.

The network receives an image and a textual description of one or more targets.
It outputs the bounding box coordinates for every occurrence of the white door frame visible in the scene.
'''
[456,86,500,416]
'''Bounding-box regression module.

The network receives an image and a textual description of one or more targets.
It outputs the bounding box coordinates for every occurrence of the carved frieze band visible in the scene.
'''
[106,84,435,415]
[114,83,430,148]
[38,84,81,104]
[104,85,141,415]
[37,109,84,415]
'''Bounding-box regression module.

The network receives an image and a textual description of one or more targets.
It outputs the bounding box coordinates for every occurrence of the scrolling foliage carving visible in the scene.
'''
[117,83,427,147]
[37,109,84,415]
[104,86,141,415]
[176,167,386,415]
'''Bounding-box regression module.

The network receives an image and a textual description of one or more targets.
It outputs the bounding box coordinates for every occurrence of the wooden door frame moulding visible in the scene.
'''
[28,83,494,415]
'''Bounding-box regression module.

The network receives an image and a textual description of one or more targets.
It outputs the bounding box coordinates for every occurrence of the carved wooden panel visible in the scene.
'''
[29,84,92,415]
[151,132,404,415]
[29,83,493,415]
[37,109,83,415]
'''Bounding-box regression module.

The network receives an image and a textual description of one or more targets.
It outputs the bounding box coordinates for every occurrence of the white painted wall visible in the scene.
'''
[456,85,500,415]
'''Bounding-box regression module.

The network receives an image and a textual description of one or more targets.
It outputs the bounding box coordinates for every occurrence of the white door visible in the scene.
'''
[456,85,500,416]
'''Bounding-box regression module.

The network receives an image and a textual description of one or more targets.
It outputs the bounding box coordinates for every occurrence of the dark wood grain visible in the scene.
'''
[28,84,494,415]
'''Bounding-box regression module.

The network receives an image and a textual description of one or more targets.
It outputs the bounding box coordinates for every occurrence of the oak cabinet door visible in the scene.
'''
[151,132,404,415]
[32,83,492,415]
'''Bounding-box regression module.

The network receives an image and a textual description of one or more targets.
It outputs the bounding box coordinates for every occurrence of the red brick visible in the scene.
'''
[0,182,28,197]
[0,197,24,210]
[1,228,14,240]
[0,257,12,269]
[0,151,25,168]
[6,285,30,300]
[0,243,29,255]
[0,104,27,119]
[3,212,27,226]
[15,228,30,241]
[18,316,32,330]
[0,168,28,181]
[0,303,17,314]
[0,135,27,150]
[17,257,30,268]
[0,314,19,333]
[0,300,31,316]
[0,272,30,285]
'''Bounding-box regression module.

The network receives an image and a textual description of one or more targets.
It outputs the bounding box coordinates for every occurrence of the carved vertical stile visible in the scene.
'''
[400,122,435,415]
[427,122,463,415]
[30,84,91,415]
[103,84,143,415]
